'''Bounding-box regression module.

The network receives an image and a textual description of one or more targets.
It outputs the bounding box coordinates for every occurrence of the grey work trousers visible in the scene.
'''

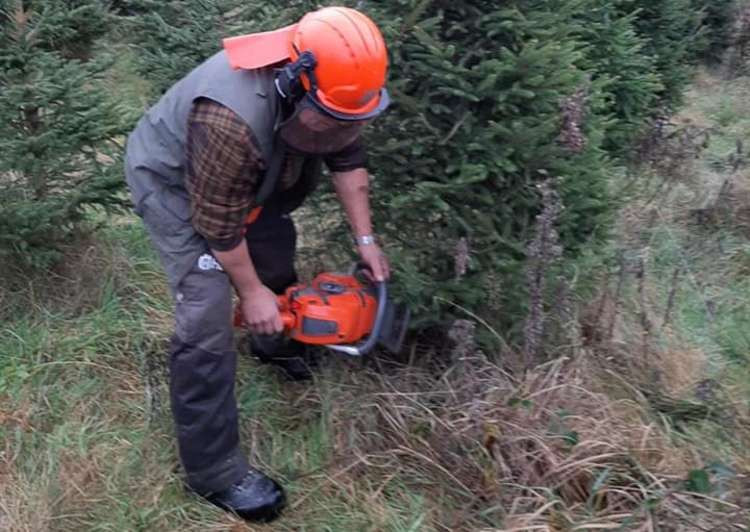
[139,195,297,493]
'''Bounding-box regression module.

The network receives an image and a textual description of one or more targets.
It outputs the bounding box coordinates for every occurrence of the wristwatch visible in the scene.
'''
[354,234,376,246]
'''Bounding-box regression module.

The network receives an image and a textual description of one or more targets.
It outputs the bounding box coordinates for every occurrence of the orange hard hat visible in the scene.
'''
[223,7,389,119]
[290,7,388,116]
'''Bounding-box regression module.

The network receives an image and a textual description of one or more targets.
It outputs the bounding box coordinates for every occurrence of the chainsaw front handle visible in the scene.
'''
[326,279,387,357]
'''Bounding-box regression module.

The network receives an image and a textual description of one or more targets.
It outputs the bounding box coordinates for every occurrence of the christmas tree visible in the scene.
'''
[0,0,129,267]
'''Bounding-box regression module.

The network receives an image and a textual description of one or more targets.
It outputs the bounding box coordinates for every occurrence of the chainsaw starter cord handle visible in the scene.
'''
[327,279,387,357]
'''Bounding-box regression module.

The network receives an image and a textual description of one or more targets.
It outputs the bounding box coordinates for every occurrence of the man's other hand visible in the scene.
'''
[240,285,283,335]
[358,243,390,282]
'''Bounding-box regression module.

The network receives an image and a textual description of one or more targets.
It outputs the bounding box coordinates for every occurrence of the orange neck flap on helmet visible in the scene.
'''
[223,23,298,70]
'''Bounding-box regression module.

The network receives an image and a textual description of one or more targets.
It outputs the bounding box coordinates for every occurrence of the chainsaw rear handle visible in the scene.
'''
[233,300,295,331]
[280,311,295,331]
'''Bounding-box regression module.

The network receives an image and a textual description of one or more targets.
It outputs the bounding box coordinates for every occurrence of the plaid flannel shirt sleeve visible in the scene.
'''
[323,137,368,173]
[185,98,264,251]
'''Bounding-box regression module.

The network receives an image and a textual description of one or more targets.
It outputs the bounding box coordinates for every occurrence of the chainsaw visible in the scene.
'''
[234,265,409,356]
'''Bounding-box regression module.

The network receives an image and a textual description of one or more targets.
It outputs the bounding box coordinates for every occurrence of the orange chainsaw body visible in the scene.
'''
[234,272,378,345]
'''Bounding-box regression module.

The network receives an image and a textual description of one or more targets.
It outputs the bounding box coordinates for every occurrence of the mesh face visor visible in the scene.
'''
[277,94,369,154]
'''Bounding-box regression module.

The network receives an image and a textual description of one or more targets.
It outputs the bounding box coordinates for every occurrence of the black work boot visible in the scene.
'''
[194,468,286,522]
[250,335,317,381]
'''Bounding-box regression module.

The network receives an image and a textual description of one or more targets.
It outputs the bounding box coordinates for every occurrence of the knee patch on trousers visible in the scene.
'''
[174,263,234,354]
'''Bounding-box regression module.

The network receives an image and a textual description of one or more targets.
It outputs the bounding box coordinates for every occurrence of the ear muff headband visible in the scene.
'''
[274,49,318,101]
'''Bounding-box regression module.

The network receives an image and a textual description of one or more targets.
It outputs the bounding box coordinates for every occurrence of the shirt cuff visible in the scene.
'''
[204,232,245,252]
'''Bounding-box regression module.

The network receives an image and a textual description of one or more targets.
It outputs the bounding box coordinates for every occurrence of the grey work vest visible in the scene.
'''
[124,51,311,291]
[127,50,278,202]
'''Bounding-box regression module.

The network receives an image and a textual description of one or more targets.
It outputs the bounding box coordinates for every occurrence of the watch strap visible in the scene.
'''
[354,234,376,246]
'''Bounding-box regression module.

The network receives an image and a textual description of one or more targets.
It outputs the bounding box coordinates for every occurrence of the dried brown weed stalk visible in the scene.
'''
[523,178,564,368]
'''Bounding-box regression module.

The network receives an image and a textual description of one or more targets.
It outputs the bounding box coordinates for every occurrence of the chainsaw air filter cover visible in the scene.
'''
[281,272,378,345]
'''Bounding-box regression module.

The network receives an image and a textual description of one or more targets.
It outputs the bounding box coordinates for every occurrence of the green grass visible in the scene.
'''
[583,71,750,470]
[648,74,750,373]
[0,221,457,531]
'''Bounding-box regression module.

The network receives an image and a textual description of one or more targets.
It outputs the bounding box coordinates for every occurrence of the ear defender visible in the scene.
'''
[274,50,318,102]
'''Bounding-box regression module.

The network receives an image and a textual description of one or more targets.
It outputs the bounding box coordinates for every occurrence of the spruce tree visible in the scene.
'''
[361,1,613,334]
[123,0,292,99]
[619,0,704,108]
[571,0,663,154]
[0,0,129,267]
[361,0,730,335]
[692,0,737,62]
